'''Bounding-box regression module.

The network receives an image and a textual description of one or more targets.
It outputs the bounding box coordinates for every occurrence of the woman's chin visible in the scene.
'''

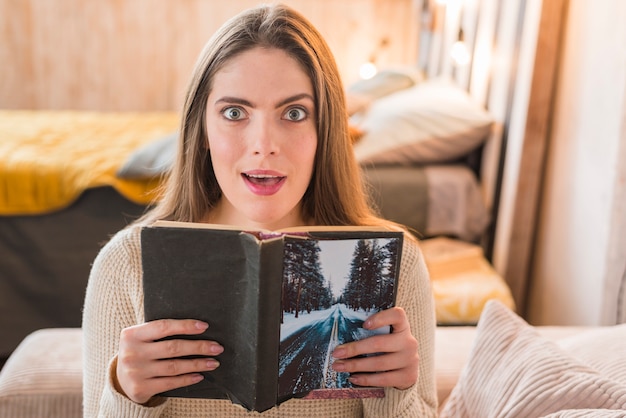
[241,207,303,231]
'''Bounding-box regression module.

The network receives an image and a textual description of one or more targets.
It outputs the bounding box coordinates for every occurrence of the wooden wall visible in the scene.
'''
[0,0,417,111]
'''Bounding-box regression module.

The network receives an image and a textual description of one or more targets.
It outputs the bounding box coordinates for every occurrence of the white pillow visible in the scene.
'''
[352,77,493,166]
[440,300,626,417]
[348,67,423,100]
[346,67,423,115]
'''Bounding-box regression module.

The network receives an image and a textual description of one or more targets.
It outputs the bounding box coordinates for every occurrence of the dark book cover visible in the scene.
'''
[141,221,403,412]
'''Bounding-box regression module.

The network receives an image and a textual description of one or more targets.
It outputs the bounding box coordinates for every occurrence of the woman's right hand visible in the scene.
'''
[115,319,224,405]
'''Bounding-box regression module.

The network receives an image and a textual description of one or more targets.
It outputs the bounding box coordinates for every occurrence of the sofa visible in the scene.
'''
[1,301,625,417]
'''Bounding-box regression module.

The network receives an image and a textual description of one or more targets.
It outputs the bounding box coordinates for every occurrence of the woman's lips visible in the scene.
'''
[242,171,286,196]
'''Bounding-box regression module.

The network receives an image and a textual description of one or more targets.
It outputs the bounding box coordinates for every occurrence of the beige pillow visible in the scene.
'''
[557,324,626,384]
[440,300,626,418]
[542,410,626,418]
[352,77,493,166]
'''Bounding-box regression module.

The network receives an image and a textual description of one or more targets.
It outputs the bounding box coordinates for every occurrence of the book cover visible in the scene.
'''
[141,221,403,412]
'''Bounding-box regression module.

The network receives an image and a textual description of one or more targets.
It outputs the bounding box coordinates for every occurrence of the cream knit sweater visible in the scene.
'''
[82,225,437,417]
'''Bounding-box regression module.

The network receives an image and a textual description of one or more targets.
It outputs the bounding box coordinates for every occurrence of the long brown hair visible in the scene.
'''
[139,4,389,229]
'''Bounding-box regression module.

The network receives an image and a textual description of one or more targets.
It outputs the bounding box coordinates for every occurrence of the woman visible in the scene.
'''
[82,4,437,417]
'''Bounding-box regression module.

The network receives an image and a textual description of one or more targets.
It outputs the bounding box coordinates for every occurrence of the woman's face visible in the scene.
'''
[205,47,317,230]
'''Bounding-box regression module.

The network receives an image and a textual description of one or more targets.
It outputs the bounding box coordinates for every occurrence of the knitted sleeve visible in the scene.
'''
[82,226,168,417]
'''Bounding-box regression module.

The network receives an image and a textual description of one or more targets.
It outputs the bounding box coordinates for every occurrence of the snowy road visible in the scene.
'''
[278,304,365,396]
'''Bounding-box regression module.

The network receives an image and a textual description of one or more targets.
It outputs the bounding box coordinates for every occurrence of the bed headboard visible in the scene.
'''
[415,0,566,312]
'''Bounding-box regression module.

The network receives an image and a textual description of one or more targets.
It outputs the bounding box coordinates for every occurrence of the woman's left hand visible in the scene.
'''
[331,306,419,390]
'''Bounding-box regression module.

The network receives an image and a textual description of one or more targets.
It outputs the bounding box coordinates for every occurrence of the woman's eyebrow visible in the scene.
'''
[214,93,314,108]
[275,93,314,108]
[214,97,252,107]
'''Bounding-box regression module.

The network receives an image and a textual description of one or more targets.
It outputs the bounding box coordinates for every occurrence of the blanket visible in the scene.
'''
[0,111,179,215]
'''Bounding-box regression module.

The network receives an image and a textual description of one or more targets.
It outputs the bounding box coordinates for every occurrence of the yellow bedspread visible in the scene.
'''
[0,110,179,215]
[420,236,516,325]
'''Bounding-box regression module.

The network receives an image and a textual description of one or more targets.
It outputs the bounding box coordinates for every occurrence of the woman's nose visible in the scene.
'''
[250,117,278,156]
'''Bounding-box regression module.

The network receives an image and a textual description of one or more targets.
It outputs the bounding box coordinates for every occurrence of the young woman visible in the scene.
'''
[82,4,437,417]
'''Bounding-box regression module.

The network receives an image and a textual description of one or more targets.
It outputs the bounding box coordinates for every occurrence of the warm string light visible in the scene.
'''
[358,38,389,80]
[451,28,471,67]
[439,0,471,67]
[359,61,378,80]
[424,0,471,68]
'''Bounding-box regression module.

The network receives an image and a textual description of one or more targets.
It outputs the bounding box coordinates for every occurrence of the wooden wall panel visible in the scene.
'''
[494,0,568,314]
[0,0,417,111]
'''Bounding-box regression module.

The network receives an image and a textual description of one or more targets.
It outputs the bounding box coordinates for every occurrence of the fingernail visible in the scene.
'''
[195,321,209,330]
[210,344,224,354]
[207,359,220,369]
[333,347,346,358]
[192,374,204,383]
[363,319,373,329]
[349,376,361,385]
[332,360,345,371]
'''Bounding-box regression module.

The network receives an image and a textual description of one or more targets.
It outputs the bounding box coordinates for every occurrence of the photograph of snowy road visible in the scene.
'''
[278,236,400,397]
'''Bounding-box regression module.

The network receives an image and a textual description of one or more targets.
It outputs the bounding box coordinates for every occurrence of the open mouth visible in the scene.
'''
[241,173,287,195]
[242,173,285,185]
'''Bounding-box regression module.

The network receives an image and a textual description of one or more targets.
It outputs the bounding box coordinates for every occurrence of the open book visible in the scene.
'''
[141,220,404,412]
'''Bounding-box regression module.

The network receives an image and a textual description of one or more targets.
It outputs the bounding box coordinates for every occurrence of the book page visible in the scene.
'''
[152,220,397,235]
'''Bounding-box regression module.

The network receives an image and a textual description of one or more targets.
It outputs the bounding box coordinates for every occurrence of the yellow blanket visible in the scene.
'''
[0,110,179,215]
[420,237,516,325]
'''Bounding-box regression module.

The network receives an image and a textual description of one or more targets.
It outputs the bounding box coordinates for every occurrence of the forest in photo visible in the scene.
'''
[280,237,399,323]
[278,236,401,396]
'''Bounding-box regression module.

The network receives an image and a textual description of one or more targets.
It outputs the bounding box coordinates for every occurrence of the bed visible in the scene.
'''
[0,112,179,359]
[0,0,550,359]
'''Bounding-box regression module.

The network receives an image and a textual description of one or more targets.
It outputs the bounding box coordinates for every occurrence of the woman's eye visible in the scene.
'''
[222,107,245,120]
[284,107,307,121]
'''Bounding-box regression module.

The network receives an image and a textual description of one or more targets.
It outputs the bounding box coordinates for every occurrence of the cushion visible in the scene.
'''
[0,328,83,418]
[352,77,494,166]
[542,410,626,418]
[434,326,593,409]
[116,131,177,179]
[557,324,626,384]
[440,300,626,417]
[347,67,422,99]
[346,67,423,112]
